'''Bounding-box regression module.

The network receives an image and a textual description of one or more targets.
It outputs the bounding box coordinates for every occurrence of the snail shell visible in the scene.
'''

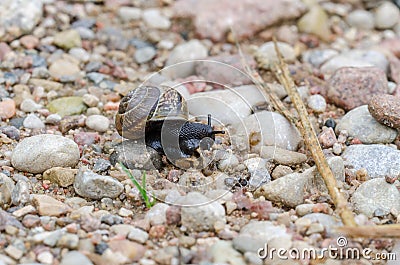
[115,86,188,140]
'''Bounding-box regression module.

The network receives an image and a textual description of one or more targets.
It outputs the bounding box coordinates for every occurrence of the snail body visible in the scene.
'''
[116,86,224,161]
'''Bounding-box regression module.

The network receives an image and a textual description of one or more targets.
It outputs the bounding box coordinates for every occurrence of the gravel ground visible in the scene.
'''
[0,0,400,264]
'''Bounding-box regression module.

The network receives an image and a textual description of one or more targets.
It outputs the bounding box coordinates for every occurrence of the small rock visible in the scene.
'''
[11,134,80,174]
[346,10,375,30]
[257,41,296,68]
[145,203,169,225]
[20,35,39,49]
[47,97,87,117]
[298,4,331,41]
[57,233,79,249]
[0,173,15,207]
[5,245,23,260]
[45,113,62,124]
[143,9,171,29]
[164,40,208,78]
[37,251,54,265]
[43,167,77,187]
[93,159,111,173]
[302,49,339,68]
[20,98,42,112]
[318,127,337,148]
[307,94,326,112]
[178,192,226,231]
[22,113,45,129]
[368,94,400,129]
[327,67,388,111]
[342,144,400,178]
[32,194,71,217]
[134,46,157,64]
[60,251,93,265]
[335,105,397,144]
[232,111,301,152]
[11,180,30,206]
[69,47,90,63]
[82,94,99,108]
[108,240,145,262]
[271,165,293,179]
[118,6,142,22]
[210,240,246,265]
[29,78,63,91]
[12,205,36,218]
[127,228,149,244]
[352,178,400,217]
[74,168,124,200]
[374,1,400,29]
[53,29,82,50]
[0,126,20,140]
[49,59,81,79]
[0,99,16,119]
[321,50,388,74]
[85,115,110,132]
[260,146,307,165]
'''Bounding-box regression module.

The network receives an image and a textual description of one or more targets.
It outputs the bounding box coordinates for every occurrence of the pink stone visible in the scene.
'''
[0,99,16,119]
[20,35,39,49]
[318,127,337,148]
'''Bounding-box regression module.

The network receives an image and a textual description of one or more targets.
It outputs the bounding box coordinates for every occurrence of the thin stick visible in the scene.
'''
[271,38,357,227]
[337,225,400,238]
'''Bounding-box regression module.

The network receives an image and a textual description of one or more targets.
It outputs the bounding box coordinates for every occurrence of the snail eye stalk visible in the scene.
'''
[207,114,225,135]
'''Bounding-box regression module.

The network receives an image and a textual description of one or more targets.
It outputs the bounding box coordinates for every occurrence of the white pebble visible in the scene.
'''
[375,1,400,29]
[85,115,110,132]
[307,94,327,113]
[20,98,42,112]
[23,114,45,129]
[143,9,171,29]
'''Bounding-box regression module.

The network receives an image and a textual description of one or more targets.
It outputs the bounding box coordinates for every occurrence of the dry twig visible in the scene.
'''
[337,224,400,238]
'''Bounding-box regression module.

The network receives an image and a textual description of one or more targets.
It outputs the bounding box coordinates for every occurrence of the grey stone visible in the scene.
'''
[257,41,296,68]
[85,115,110,132]
[118,6,142,22]
[302,49,339,68]
[374,1,400,29]
[23,114,45,129]
[351,178,400,218]
[0,173,15,207]
[307,94,326,113]
[145,203,169,225]
[143,8,171,29]
[127,228,149,244]
[134,46,156,64]
[20,99,42,112]
[342,144,400,178]
[11,134,80,174]
[260,146,307,165]
[11,180,30,206]
[178,192,226,231]
[74,168,123,200]
[300,213,342,235]
[336,105,397,144]
[346,10,375,30]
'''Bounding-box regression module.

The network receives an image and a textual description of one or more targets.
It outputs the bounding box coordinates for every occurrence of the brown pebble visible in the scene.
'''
[20,35,39,49]
[318,127,337,148]
[327,67,388,111]
[0,99,16,119]
[166,206,181,225]
[368,94,400,129]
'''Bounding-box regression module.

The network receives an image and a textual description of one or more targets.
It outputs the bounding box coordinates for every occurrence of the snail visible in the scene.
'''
[115,86,224,162]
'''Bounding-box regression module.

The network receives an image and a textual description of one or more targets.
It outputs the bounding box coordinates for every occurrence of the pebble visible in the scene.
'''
[374,1,400,29]
[53,29,82,50]
[145,203,169,225]
[11,179,30,206]
[297,5,330,41]
[49,59,81,79]
[307,94,326,112]
[57,233,79,249]
[232,111,301,152]
[302,49,338,68]
[45,113,62,124]
[178,192,226,231]
[85,115,110,132]
[351,178,400,217]
[11,134,80,174]
[93,159,111,173]
[318,127,337,148]
[108,240,145,262]
[127,228,149,244]
[20,35,39,49]
[260,146,307,165]
[335,105,397,144]
[60,251,93,265]
[37,251,54,264]
[0,99,16,119]
[142,9,171,29]
[368,94,400,129]
[321,50,389,74]
[233,220,290,253]
[43,167,77,187]
[0,125,20,140]
[164,40,208,78]
[194,54,256,86]
[22,113,45,129]
[216,151,240,171]
[0,173,15,207]
[20,98,42,112]
[257,41,296,68]
[134,46,156,64]
[327,67,388,111]
[210,240,246,265]
[342,144,400,178]
[69,47,90,62]
[346,9,375,30]
[32,194,71,217]
[74,168,124,199]
[12,205,36,218]
[5,245,23,260]
[47,97,87,117]
[118,6,142,22]
[29,78,63,91]
[271,165,293,179]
